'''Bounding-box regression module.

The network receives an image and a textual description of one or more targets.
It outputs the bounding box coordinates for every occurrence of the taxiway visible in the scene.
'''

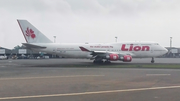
[0,58,180,101]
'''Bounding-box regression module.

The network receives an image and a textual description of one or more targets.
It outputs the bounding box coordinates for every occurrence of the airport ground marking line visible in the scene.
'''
[0,75,105,80]
[146,74,171,76]
[0,85,180,100]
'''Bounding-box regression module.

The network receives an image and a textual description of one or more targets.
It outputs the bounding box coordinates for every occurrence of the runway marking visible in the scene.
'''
[146,74,171,76]
[0,85,180,100]
[0,75,105,80]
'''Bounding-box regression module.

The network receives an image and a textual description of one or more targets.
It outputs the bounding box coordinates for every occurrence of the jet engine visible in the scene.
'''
[122,55,132,62]
[108,54,119,61]
[106,54,132,62]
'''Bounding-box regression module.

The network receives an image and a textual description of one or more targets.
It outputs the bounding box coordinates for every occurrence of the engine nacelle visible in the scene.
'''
[122,55,132,62]
[106,54,119,61]
[106,54,132,62]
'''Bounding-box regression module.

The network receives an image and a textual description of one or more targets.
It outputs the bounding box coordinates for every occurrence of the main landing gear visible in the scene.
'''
[104,60,111,64]
[151,57,155,63]
[93,60,103,64]
[93,59,111,64]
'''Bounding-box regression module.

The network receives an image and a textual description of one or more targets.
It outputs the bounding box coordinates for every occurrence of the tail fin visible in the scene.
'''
[17,20,53,43]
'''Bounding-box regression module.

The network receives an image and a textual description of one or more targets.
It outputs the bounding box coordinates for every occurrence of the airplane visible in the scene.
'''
[17,20,168,63]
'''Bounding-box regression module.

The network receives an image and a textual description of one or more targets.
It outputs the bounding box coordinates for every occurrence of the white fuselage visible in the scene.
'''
[31,42,168,59]
[17,20,168,62]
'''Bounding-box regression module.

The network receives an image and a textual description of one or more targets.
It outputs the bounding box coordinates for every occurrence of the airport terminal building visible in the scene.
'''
[0,47,11,56]
[0,46,57,59]
[165,47,180,58]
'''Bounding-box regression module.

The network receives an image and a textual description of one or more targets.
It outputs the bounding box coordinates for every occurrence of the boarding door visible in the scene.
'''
[52,47,57,58]
[150,45,154,54]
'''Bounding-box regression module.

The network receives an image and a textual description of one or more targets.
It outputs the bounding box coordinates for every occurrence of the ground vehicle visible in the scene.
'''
[0,55,8,60]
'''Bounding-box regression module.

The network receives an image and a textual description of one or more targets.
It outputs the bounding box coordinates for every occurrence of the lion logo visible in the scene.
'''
[25,27,36,39]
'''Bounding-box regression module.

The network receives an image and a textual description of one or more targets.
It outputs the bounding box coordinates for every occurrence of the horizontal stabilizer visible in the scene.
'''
[22,43,46,49]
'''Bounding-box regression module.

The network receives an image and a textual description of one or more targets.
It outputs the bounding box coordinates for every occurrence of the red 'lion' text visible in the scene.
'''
[121,44,150,51]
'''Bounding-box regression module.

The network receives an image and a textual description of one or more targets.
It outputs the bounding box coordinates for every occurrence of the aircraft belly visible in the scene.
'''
[132,51,152,58]
[57,51,91,58]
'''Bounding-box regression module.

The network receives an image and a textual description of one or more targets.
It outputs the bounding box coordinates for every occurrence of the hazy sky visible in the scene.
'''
[0,0,180,49]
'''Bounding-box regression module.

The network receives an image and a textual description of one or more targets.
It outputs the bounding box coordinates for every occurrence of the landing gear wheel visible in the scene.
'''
[93,60,97,64]
[93,60,104,64]
[105,60,111,64]
[99,60,104,64]
[151,57,155,63]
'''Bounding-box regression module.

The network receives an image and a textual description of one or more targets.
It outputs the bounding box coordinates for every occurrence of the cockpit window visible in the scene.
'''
[154,43,159,45]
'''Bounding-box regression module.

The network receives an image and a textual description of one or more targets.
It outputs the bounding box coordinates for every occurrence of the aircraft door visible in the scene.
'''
[53,48,56,54]
[52,47,57,58]
[150,45,153,53]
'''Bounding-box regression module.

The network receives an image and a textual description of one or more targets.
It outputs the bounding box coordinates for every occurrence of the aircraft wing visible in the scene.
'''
[79,46,135,56]
[22,43,46,49]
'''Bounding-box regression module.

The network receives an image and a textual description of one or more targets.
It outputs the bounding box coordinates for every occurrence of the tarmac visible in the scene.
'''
[0,58,180,101]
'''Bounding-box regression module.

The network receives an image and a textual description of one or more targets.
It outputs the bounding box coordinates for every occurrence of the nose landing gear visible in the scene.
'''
[151,57,154,63]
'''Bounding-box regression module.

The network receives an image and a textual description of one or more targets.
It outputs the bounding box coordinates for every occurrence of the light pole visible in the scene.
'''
[53,36,56,43]
[170,37,172,47]
[52,36,56,58]
[115,36,118,42]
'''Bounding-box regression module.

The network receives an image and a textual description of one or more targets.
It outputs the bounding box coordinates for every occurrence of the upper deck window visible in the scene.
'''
[141,44,151,45]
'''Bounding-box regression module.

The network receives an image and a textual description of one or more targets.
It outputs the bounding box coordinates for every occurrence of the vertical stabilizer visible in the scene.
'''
[17,20,52,43]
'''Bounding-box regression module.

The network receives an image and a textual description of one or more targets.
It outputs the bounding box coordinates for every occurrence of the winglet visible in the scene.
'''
[79,47,90,51]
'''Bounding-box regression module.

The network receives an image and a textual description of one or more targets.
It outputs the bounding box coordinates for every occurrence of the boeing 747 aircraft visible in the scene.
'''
[17,20,168,63]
